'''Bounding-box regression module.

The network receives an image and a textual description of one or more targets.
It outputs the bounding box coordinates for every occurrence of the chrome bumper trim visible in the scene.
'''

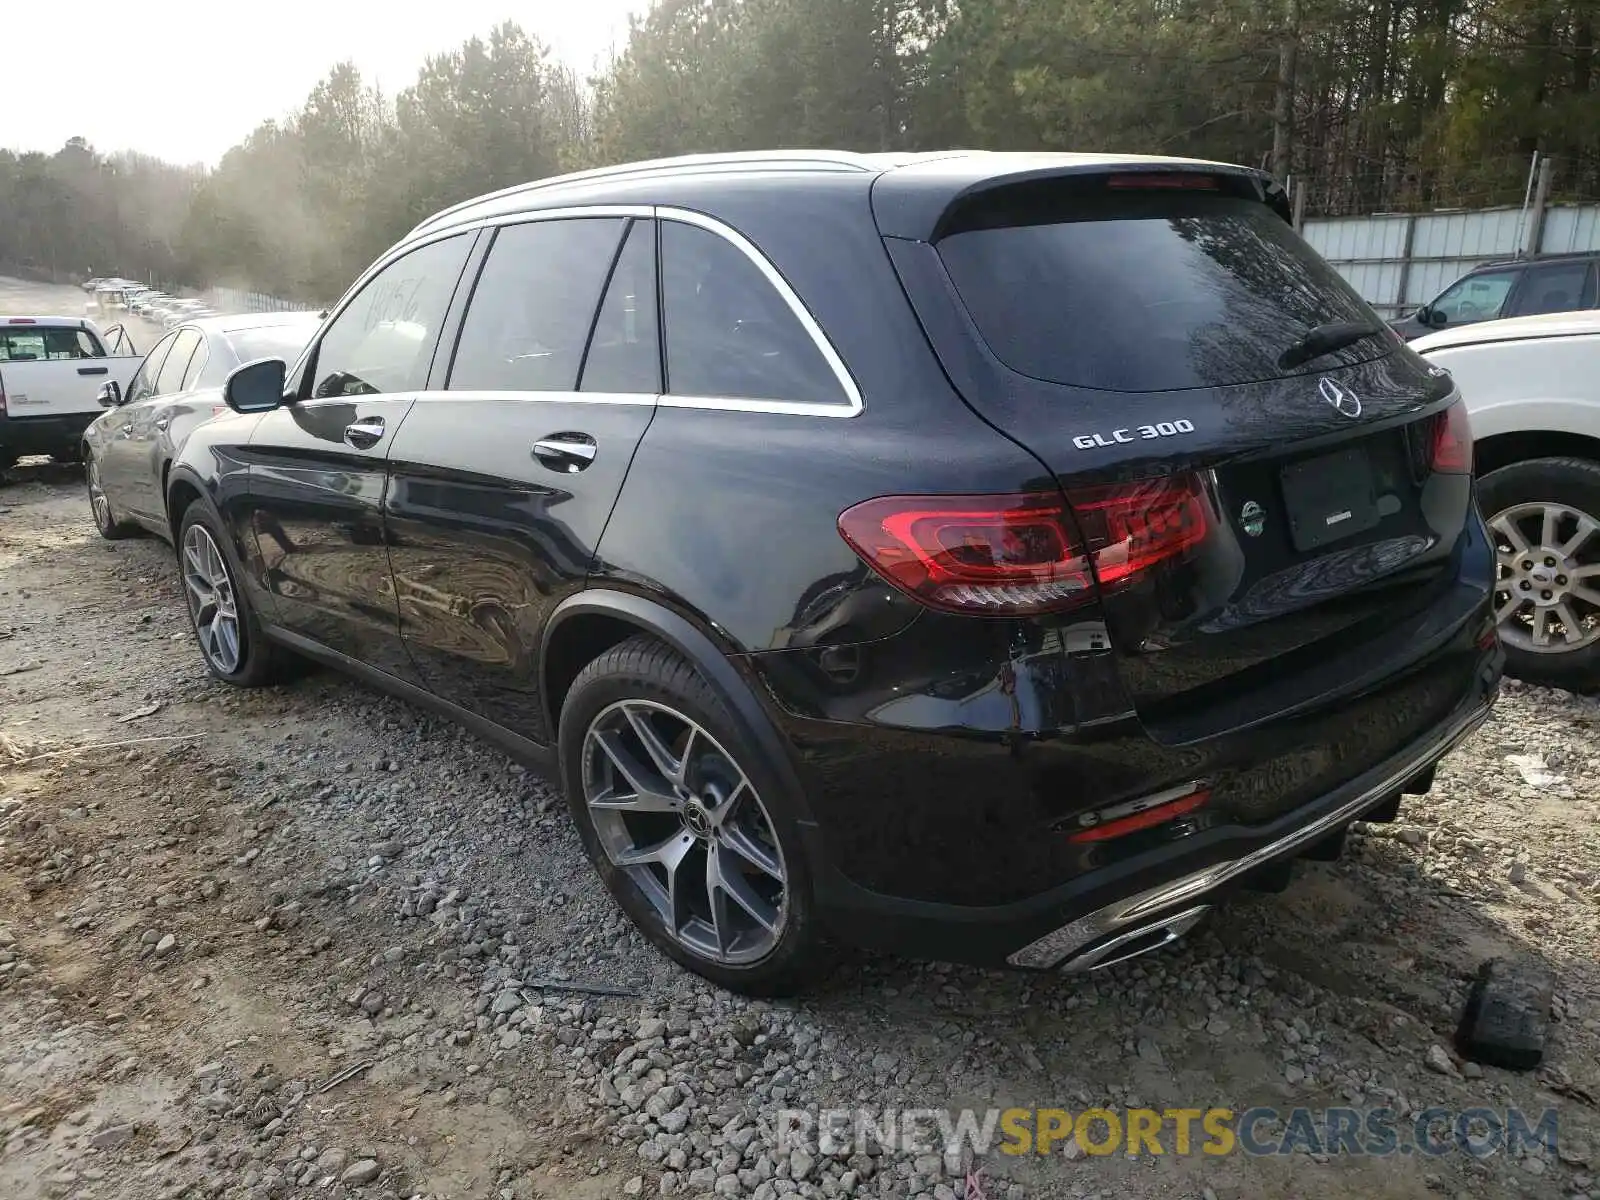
[1007,700,1493,970]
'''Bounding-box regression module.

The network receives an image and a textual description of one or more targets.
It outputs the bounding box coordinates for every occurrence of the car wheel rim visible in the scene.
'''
[88,458,112,531]
[182,523,243,674]
[1489,500,1600,654]
[582,699,787,966]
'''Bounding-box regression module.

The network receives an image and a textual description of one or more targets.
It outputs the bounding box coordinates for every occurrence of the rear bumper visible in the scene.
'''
[1004,685,1493,969]
[0,412,96,455]
[794,647,1498,969]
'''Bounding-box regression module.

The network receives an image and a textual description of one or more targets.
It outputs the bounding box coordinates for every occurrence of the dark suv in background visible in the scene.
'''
[1391,250,1600,339]
[165,151,1502,994]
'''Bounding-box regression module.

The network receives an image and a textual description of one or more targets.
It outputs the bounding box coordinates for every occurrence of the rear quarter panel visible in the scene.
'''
[590,179,1059,654]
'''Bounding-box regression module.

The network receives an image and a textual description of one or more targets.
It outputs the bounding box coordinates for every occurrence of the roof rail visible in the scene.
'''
[410,150,882,236]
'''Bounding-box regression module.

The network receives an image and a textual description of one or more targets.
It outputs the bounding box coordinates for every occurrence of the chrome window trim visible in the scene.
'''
[653,206,862,416]
[412,389,655,408]
[330,204,864,418]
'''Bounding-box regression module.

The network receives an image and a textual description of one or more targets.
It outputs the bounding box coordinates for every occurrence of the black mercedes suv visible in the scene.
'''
[163,150,1502,994]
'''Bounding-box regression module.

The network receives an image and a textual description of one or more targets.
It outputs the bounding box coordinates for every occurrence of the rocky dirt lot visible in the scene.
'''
[2,279,1600,1200]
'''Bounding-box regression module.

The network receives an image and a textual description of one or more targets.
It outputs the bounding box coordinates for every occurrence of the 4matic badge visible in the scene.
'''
[1072,419,1196,451]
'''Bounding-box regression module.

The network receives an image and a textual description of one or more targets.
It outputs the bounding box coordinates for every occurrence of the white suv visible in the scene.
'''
[1415,309,1600,687]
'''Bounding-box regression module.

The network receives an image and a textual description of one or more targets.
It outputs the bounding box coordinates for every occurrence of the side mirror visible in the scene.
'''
[97,380,122,408]
[224,358,288,414]
[1426,307,1449,329]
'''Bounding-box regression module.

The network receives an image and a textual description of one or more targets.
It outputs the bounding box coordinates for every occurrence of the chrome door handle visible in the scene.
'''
[532,434,597,473]
[344,418,386,449]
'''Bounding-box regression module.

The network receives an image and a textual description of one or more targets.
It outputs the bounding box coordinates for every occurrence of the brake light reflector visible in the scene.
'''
[1069,785,1212,843]
[837,474,1209,616]
[1106,173,1221,191]
[1429,400,1472,474]
[6,318,36,325]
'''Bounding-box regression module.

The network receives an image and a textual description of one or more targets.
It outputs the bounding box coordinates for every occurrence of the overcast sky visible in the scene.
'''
[4,1,647,166]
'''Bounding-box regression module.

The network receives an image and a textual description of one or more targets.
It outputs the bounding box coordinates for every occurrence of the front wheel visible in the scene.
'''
[1480,456,1600,689]
[176,504,288,687]
[558,636,820,996]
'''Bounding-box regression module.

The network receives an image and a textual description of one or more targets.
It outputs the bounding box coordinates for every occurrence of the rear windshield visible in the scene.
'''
[226,326,316,366]
[0,326,104,361]
[937,191,1384,393]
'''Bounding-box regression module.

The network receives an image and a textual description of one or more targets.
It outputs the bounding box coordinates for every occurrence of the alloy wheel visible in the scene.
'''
[581,700,787,965]
[1489,501,1600,654]
[88,457,112,532]
[182,523,243,674]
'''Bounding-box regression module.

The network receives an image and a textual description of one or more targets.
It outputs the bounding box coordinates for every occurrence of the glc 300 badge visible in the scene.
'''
[1240,500,1265,537]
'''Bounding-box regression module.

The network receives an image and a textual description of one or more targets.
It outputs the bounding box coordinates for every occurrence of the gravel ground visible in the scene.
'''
[2,276,1599,1200]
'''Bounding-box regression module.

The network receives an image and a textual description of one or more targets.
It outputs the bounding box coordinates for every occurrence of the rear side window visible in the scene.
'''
[155,329,202,395]
[580,219,660,394]
[1508,261,1595,318]
[0,327,97,360]
[660,220,847,405]
[226,325,318,369]
[449,217,627,393]
[180,336,210,391]
[937,191,1383,393]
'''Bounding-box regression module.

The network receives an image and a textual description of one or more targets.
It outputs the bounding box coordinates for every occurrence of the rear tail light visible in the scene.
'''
[0,377,6,416]
[837,473,1208,616]
[838,492,1094,615]
[1429,399,1473,474]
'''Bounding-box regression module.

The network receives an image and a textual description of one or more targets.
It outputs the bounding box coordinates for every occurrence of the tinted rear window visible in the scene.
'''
[226,326,317,367]
[937,192,1383,393]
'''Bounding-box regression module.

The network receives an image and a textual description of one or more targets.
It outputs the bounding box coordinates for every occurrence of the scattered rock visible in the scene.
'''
[1425,1045,1459,1077]
[340,1159,381,1186]
[88,1124,134,1150]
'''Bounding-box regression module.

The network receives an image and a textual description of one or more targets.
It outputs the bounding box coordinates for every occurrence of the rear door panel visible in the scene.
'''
[385,395,655,739]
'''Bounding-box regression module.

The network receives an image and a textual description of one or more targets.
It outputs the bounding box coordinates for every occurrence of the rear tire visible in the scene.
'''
[558,635,820,996]
[1479,456,1600,689]
[175,502,289,687]
[86,450,136,540]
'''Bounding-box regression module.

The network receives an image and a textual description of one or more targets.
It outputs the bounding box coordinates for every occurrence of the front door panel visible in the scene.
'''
[246,396,420,681]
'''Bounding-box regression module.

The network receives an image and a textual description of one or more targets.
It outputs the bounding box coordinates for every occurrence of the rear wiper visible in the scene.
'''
[1277,320,1386,370]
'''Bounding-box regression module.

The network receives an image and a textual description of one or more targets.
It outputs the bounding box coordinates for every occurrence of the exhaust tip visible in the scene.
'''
[1060,904,1212,974]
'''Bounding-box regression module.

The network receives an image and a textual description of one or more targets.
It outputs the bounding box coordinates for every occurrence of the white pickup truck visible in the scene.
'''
[0,316,142,469]
[1413,309,1600,688]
